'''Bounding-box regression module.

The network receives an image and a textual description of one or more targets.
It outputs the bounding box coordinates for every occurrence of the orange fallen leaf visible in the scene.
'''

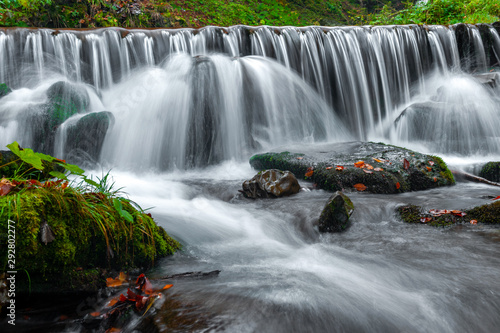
[433,177,437,182]
[336,165,344,171]
[107,298,119,307]
[136,273,154,295]
[363,169,373,174]
[296,157,303,160]
[493,196,500,201]
[396,182,401,189]
[451,210,466,217]
[420,217,432,223]
[0,178,15,196]
[470,220,478,225]
[372,158,385,163]
[426,166,432,171]
[305,167,314,178]
[90,312,100,317]
[162,284,173,290]
[374,168,383,172]
[106,272,128,287]
[353,183,367,191]
[354,161,365,168]
[403,158,410,170]
[105,328,121,333]
[326,166,333,170]
[364,163,374,170]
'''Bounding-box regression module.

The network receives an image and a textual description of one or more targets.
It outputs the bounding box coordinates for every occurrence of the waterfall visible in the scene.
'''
[0,24,499,169]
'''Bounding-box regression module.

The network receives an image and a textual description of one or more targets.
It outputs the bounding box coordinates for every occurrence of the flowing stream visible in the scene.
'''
[1,24,500,332]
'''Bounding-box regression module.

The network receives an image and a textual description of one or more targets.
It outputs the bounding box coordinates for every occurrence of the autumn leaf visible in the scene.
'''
[105,328,122,333]
[336,166,344,171]
[403,158,410,170]
[433,177,437,182]
[353,183,367,191]
[296,157,303,160]
[470,220,478,225]
[136,273,154,295]
[492,196,500,201]
[374,168,383,172]
[90,312,100,317]
[106,272,128,287]
[396,182,401,189]
[426,166,432,171]
[451,210,466,217]
[326,166,333,170]
[429,161,435,166]
[305,167,314,178]
[364,163,374,170]
[162,284,173,290]
[108,298,119,307]
[363,169,373,174]
[354,161,365,168]
[420,217,432,223]
[0,178,15,196]
[372,157,386,163]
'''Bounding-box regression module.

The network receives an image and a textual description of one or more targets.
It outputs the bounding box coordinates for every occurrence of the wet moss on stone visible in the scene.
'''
[0,187,180,293]
[479,161,500,183]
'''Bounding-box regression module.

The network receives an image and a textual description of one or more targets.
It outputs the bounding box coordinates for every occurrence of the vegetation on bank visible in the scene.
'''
[0,142,180,293]
[0,0,498,29]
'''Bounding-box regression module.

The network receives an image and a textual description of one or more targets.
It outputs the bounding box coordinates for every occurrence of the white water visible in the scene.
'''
[1,25,500,332]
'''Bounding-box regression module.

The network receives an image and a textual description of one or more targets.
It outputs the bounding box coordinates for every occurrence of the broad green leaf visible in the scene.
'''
[6,141,21,157]
[49,171,68,180]
[57,162,84,175]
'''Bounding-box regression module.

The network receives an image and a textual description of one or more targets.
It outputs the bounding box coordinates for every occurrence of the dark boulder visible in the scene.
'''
[318,191,354,233]
[65,111,114,164]
[249,142,455,194]
[479,162,500,183]
[0,83,11,99]
[46,81,90,128]
[241,169,300,199]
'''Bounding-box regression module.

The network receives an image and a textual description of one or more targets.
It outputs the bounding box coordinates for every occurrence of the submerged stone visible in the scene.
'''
[318,191,354,233]
[249,142,455,194]
[479,162,500,183]
[241,169,300,198]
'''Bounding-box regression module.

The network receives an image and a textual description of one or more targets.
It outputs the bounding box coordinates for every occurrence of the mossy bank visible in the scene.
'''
[0,186,180,294]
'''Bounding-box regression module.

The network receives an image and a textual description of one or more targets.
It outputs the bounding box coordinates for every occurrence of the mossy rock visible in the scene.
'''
[479,162,500,183]
[397,201,500,227]
[249,142,455,194]
[46,81,90,128]
[318,191,354,232]
[0,83,11,98]
[0,188,180,293]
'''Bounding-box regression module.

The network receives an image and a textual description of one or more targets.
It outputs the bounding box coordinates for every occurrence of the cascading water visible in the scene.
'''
[1,24,500,166]
[2,24,500,333]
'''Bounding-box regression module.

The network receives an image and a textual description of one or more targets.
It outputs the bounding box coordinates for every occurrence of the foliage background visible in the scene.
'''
[0,0,498,28]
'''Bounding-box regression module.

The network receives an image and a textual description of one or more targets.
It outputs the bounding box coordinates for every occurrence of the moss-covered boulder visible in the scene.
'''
[397,200,500,227]
[249,142,455,194]
[0,83,11,98]
[479,162,500,182]
[318,191,354,233]
[65,111,114,164]
[0,187,180,293]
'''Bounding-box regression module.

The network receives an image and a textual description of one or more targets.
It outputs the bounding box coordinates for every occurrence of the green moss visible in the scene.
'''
[479,162,500,183]
[0,83,11,98]
[0,187,180,292]
[466,201,500,224]
[431,155,455,185]
[396,204,457,227]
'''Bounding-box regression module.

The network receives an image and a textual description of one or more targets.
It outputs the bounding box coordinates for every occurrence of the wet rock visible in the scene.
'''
[46,81,90,127]
[473,73,498,88]
[241,169,300,199]
[249,142,455,194]
[318,191,354,233]
[0,83,11,99]
[65,111,114,164]
[479,162,500,182]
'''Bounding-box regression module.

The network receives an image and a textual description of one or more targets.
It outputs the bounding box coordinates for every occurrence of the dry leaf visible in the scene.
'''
[363,169,373,174]
[305,167,314,178]
[426,166,432,171]
[336,166,344,171]
[353,183,367,191]
[374,168,383,172]
[354,161,365,168]
[420,217,432,223]
[470,220,478,225]
[326,166,333,170]
[396,182,401,189]
[403,158,410,170]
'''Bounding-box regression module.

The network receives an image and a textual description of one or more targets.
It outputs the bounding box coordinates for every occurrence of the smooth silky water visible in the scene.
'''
[1,25,500,332]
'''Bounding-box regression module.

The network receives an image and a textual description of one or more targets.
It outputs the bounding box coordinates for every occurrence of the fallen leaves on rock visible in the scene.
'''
[396,182,401,189]
[305,167,314,178]
[336,166,344,171]
[353,183,367,191]
[403,158,410,170]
